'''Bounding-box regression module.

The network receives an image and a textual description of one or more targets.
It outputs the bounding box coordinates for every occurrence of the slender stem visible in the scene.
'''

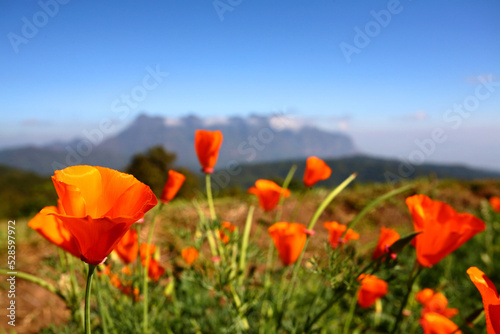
[238,206,254,286]
[390,261,423,334]
[143,203,163,334]
[0,268,67,302]
[205,173,216,221]
[342,293,358,334]
[193,200,218,257]
[307,173,357,231]
[85,264,97,334]
[95,273,109,334]
[345,184,412,232]
[304,288,347,332]
[274,164,297,222]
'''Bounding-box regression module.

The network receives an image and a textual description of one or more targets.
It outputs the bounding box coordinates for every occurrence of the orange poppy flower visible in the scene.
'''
[160,170,186,204]
[139,243,165,281]
[372,227,400,260]
[248,179,291,212]
[140,243,157,264]
[43,165,157,265]
[406,194,485,267]
[219,221,236,244]
[323,221,359,249]
[146,258,165,281]
[181,247,199,265]
[420,312,461,334]
[416,288,458,318]
[268,222,308,266]
[114,228,138,264]
[467,267,500,333]
[195,130,223,173]
[490,196,500,213]
[357,274,389,308]
[303,156,332,187]
[28,201,80,258]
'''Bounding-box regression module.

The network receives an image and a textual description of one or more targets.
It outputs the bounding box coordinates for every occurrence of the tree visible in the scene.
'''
[126,146,199,199]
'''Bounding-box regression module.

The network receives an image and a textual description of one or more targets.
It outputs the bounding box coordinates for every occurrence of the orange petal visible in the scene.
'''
[420,312,461,334]
[268,222,308,266]
[248,179,291,212]
[303,156,332,187]
[195,130,223,173]
[357,274,388,308]
[406,195,485,267]
[181,247,199,265]
[467,267,500,333]
[160,170,185,204]
[372,227,400,260]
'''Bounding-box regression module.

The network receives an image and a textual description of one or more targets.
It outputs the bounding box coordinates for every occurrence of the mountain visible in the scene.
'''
[0,113,357,175]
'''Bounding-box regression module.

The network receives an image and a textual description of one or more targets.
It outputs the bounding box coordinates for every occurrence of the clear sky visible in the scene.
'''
[1,0,499,170]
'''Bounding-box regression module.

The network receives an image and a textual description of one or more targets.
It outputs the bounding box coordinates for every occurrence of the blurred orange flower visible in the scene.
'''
[140,243,165,281]
[195,130,223,173]
[181,247,199,265]
[219,221,236,244]
[489,196,500,213]
[467,267,500,334]
[323,221,359,249]
[406,194,485,267]
[303,156,332,187]
[248,179,291,212]
[28,201,80,258]
[268,222,308,266]
[357,274,388,308]
[114,228,138,264]
[416,288,458,319]
[34,166,157,265]
[372,227,400,260]
[160,170,185,204]
[420,312,461,334]
[140,243,157,265]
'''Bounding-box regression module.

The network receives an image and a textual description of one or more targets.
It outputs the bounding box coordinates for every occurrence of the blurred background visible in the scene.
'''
[1,0,500,216]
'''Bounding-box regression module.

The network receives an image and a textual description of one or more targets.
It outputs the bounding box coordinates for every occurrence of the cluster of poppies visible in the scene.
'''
[26,128,500,333]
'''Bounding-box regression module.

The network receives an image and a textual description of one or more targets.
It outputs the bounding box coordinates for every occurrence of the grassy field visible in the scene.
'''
[1,176,499,333]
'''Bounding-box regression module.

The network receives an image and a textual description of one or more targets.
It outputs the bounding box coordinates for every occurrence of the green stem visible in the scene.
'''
[143,203,163,334]
[304,288,347,332]
[0,268,67,302]
[345,184,412,232]
[85,264,97,334]
[274,164,297,223]
[307,173,357,231]
[238,206,254,286]
[342,293,358,334]
[205,173,216,221]
[193,200,218,257]
[95,274,109,334]
[390,261,423,334]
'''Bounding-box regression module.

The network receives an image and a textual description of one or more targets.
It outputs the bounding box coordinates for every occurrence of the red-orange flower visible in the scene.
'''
[303,156,332,187]
[160,170,185,204]
[248,179,291,212]
[219,221,236,244]
[406,194,485,267]
[140,243,165,281]
[416,288,458,318]
[28,201,80,258]
[195,130,223,173]
[181,247,199,265]
[323,221,359,249]
[114,228,138,264]
[372,227,400,260]
[32,166,157,265]
[357,274,388,308]
[490,196,500,213]
[268,222,308,266]
[420,312,461,334]
[467,267,500,333]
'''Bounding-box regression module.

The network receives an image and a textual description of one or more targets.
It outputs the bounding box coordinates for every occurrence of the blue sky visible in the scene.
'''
[1,0,499,170]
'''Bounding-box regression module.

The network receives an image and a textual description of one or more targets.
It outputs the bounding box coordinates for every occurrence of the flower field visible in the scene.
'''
[1,130,500,334]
